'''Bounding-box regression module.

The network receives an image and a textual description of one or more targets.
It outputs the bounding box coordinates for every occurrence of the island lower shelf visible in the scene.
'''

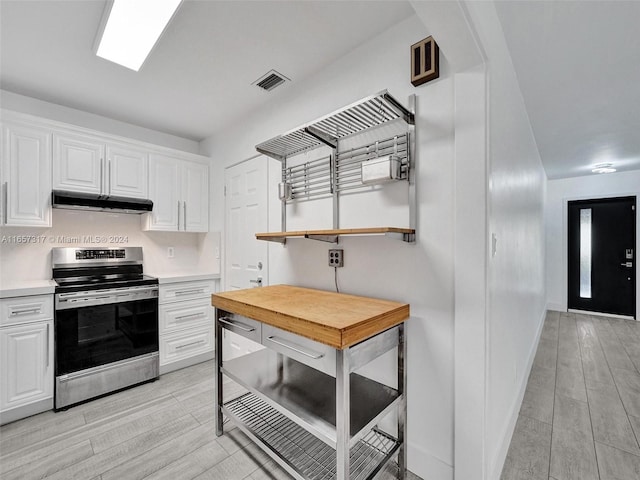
[222,348,400,449]
[224,392,400,480]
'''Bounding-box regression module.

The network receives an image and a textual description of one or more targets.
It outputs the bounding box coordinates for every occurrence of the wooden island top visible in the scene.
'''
[211,284,410,349]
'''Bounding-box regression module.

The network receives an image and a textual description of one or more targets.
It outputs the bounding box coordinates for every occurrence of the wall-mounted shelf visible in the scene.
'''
[255,227,416,244]
[256,91,414,161]
[255,90,416,243]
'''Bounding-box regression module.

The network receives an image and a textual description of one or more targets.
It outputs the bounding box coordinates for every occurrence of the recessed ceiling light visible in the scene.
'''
[591,163,617,174]
[96,0,182,72]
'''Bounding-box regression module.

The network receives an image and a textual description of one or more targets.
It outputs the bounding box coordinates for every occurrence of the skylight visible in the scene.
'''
[96,0,182,72]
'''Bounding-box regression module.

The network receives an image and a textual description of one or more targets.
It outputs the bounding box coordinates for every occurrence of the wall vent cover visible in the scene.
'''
[253,70,290,92]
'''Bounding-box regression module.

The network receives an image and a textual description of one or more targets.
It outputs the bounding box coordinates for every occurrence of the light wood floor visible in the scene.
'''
[501,311,640,480]
[0,359,420,480]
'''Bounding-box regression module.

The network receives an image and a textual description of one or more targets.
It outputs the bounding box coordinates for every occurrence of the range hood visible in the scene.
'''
[52,190,153,214]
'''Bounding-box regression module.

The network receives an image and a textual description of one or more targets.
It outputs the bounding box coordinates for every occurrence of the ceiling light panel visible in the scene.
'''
[96,0,182,72]
[591,163,617,174]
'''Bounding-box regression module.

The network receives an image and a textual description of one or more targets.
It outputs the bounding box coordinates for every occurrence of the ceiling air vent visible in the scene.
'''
[253,70,290,92]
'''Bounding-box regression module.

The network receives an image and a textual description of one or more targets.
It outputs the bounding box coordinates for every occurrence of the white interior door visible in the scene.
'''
[224,156,269,359]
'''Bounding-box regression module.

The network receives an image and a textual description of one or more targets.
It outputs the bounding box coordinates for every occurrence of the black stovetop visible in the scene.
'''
[53,265,158,293]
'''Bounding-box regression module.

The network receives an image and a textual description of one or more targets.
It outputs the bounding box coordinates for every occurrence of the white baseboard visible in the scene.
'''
[488,307,547,480]
[0,397,53,426]
[546,302,565,312]
[408,442,453,480]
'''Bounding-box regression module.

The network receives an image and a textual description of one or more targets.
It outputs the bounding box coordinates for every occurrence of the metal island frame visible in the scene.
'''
[211,285,410,480]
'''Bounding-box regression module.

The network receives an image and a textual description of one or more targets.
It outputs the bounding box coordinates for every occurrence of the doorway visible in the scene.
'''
[223,156,269,359]
[568,196,636,318]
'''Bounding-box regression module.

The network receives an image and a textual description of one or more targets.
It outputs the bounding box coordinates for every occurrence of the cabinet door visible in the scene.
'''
[53,133,104,194]
[144,154,181,231]
[2,124,52,226]
[107,145,148,199]
[182,161,209,232]
[0,321,53,412]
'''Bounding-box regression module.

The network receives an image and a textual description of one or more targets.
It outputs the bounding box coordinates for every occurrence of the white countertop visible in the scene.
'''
[0,274,220,297]
[0,280,57,298]
[150,273,220,284]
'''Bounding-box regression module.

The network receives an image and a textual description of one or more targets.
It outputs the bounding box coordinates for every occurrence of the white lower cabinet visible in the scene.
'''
[0,295,54,425]
[160,327,214,366]
[159,279,216,374]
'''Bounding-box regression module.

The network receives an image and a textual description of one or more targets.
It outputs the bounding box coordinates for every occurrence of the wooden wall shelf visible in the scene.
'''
[255,227,415,244]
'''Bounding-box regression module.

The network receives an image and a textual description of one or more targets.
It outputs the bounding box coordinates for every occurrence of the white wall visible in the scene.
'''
[0,209,220,286]
[202,14,457,480]
[463,2,548,479]
[0,90,200,154]
[546,170,640,318]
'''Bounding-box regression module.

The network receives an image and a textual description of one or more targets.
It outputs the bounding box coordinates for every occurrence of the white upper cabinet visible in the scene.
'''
[182,161,209,232]
[146,153,180,230]
[106,145,148,199]
[53,133,104,194]
[143,154,208,232]
[53,133,148,199]
[1,123,52,227]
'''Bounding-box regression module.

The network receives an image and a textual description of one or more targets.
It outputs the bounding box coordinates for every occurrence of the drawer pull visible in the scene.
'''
[10,307,41,316]
[175,289,204,296]
[219,317,256,332]
[176,340,205,350]
[266,336,324,360]
[175,312,206,321]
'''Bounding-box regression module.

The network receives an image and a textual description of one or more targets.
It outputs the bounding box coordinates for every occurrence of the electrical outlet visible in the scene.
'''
[167,247,175,258]
[328,249,344,267]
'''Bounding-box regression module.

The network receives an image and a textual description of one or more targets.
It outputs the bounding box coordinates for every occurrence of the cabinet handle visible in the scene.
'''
[3,182,7,224]
[175,289,204,296]
[175,312,206,321]
[10,307,41,316]
[218,317,256,332]
[266,336,324,359]
[108,159,112,194]
[177,201,181,231]
[183,202,187,230]
[101,158,104,194]
[46,323,50,367]
[176,340,205,350]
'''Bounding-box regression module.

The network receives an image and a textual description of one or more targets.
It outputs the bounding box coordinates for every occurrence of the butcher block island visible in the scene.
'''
[211,285,410,480]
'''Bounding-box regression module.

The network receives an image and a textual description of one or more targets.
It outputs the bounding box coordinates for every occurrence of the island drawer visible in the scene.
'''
[261,323,336,377]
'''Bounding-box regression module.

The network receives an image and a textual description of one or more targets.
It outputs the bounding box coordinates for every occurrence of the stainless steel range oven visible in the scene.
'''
[52,247,159,409]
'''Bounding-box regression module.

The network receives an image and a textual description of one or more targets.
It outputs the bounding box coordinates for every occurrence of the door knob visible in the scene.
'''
[250,277,263,287]
[620,262,633,268]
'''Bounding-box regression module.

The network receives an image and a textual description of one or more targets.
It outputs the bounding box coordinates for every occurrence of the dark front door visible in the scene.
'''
[568,196,636,317]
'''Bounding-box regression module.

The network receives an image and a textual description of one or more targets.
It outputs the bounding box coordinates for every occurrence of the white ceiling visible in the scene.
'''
[0,0,415,140]
[1,1,639,179]
[494,1,640,179]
